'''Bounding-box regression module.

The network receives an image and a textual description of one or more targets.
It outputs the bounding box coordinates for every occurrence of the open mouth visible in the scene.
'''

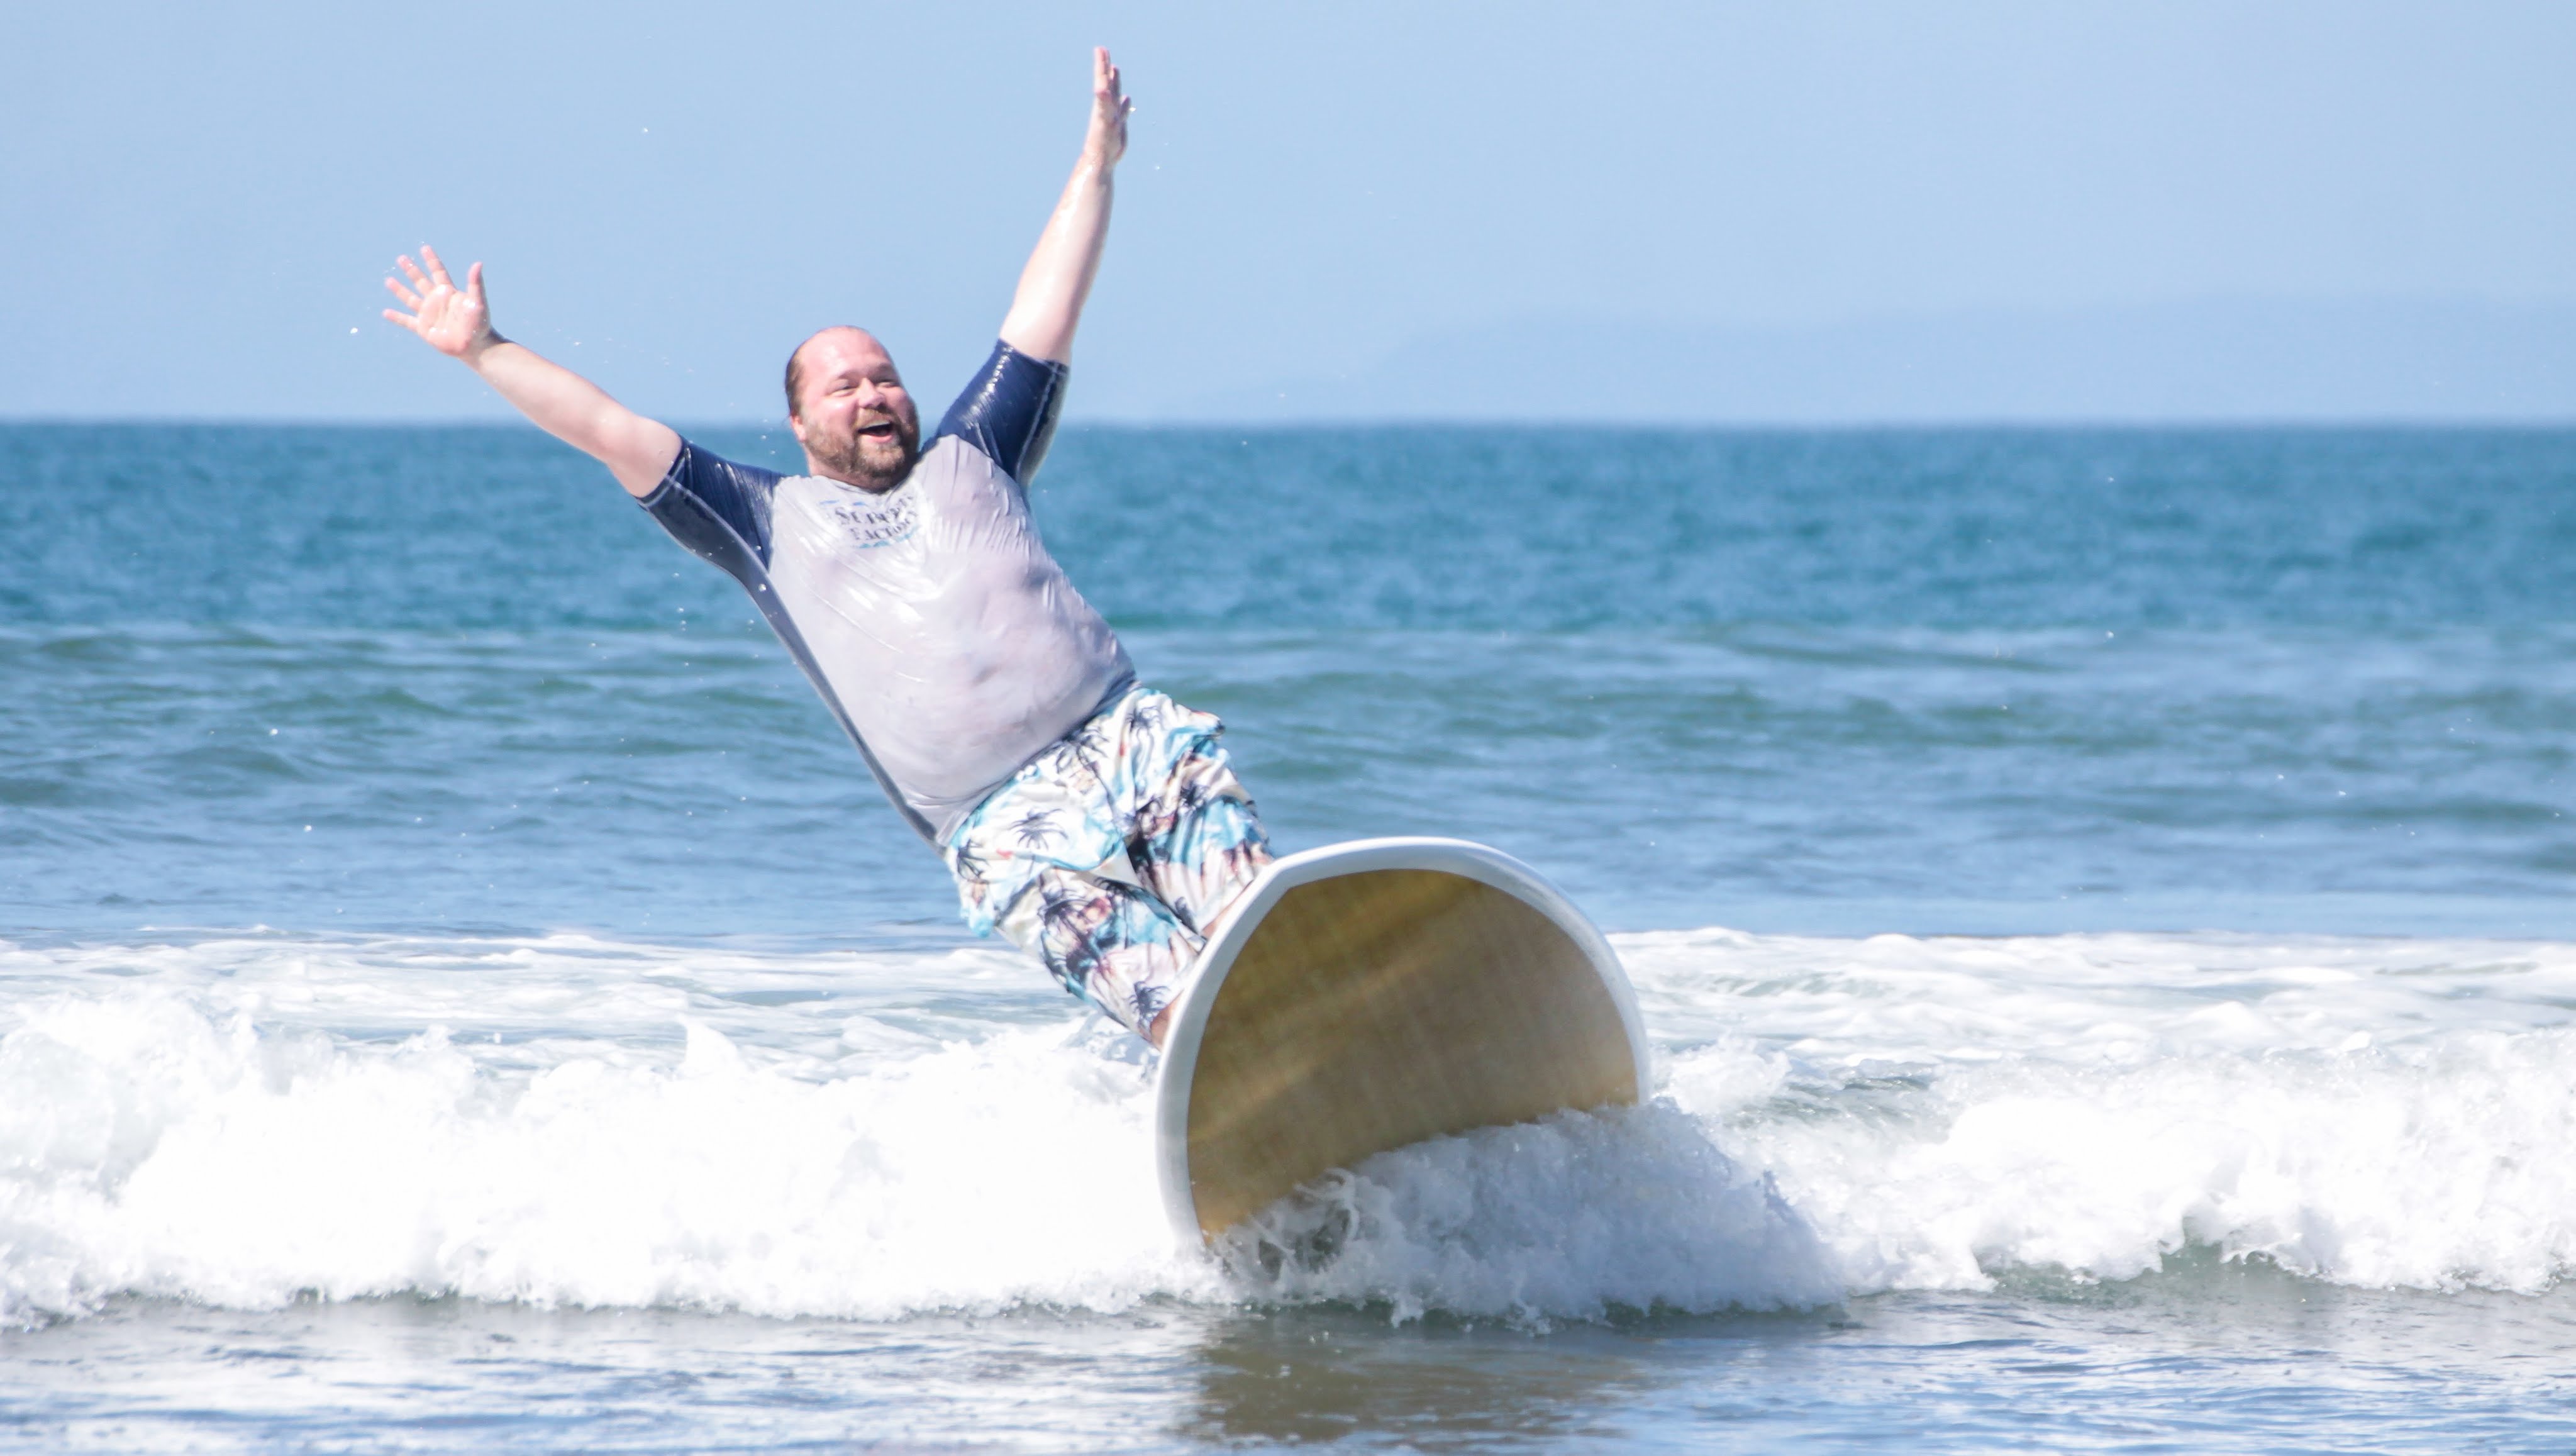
[857,422,897,441]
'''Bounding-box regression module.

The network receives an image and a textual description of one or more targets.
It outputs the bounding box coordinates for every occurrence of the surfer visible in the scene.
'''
[382,48,1270,1047]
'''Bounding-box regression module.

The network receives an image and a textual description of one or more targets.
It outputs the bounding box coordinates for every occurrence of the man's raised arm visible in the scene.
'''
[383,247,681,498]
[997,47,1133,365]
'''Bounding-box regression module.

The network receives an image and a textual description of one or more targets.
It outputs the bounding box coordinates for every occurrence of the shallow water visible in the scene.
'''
[11,1276,2573,1453]
[3,423,2573,1450]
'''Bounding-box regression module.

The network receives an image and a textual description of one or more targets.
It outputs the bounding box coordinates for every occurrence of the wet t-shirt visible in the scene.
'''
[637,342,1133,840]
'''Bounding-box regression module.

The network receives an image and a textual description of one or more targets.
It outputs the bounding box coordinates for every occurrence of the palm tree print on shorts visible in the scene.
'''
[942,687,1272,1040]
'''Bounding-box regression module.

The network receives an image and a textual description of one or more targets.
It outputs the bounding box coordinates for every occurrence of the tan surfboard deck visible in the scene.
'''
[1153,837,1650,1243]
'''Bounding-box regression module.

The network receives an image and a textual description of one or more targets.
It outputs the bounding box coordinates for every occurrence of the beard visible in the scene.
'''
[808,413,921,492]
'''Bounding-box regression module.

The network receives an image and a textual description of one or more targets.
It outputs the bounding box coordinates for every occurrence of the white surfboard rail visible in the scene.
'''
[1153,836,1651,1244]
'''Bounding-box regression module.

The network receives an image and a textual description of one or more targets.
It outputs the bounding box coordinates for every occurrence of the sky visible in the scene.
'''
[3,1,2572,424]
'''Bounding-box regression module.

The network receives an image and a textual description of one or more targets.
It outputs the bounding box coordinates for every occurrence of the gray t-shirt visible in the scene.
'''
[638,342,1132,840]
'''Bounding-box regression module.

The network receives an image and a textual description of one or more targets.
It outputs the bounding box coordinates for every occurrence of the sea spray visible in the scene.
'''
[1213,1104,1840,1323]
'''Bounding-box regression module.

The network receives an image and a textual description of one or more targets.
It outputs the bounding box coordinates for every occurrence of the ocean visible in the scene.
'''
[2,421,2572,1451]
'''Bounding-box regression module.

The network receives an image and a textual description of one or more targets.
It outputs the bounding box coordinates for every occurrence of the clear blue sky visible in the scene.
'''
[4,1,2570,423]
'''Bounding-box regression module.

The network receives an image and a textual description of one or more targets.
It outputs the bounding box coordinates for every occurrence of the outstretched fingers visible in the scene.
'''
[379,245,494,358]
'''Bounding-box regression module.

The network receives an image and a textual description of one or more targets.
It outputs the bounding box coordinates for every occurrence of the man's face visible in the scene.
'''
[790,328,921,491]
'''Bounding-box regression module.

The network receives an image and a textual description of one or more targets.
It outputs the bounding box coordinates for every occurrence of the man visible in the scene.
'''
[382,49,1270,1047]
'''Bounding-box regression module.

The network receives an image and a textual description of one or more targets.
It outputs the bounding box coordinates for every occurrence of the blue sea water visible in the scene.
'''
[2,422,2573,1451]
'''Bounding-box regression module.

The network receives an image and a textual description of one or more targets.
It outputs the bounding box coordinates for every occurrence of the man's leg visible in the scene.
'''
[1121,710,1273,940]
[945,723,1196,1042]
[987,864,1199,1038]
[1102,691,1274,1049]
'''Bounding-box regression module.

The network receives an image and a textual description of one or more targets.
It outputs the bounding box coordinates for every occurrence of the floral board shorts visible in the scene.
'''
[943,686,1273,1040]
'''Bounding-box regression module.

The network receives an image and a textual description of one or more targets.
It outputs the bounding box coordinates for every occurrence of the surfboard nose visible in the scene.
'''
[1153,837,1648,1242]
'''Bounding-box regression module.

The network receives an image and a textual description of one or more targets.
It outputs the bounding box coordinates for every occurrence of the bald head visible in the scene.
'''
[785,326,889,420]
[785,326,921,491]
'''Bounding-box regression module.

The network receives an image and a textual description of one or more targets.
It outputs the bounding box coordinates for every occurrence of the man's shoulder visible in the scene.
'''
[642,440,790,565]
[933,342,1068,486]
[663,438,789,496]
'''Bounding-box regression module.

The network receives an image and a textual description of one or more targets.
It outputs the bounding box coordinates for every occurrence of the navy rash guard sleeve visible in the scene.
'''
[934,341,1070,485]
[638,440,787,582]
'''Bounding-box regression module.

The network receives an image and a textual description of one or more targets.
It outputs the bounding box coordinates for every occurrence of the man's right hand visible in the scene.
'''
[378,243,680,497]
[383,245,499,363]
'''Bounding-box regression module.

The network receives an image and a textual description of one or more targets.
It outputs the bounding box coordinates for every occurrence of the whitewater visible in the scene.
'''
[7,924,2567,1330]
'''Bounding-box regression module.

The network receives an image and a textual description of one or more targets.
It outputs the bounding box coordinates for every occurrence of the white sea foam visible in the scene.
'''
[1,926,2569,1326]
[0,989,1196,1323]
[1633,927,2576,1296]
[1217,1105,1838,1322]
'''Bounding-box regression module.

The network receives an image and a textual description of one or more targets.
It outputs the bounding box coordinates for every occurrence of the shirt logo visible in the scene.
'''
[823,490,919,548]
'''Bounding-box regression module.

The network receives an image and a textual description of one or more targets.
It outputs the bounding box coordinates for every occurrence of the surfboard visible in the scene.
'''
[1153,836,1651,1243]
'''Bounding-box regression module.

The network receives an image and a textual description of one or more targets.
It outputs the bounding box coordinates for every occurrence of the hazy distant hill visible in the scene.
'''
[1150,299,2576,425]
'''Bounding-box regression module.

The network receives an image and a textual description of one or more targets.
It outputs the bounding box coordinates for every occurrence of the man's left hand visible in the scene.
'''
[1085,46,1132,169]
